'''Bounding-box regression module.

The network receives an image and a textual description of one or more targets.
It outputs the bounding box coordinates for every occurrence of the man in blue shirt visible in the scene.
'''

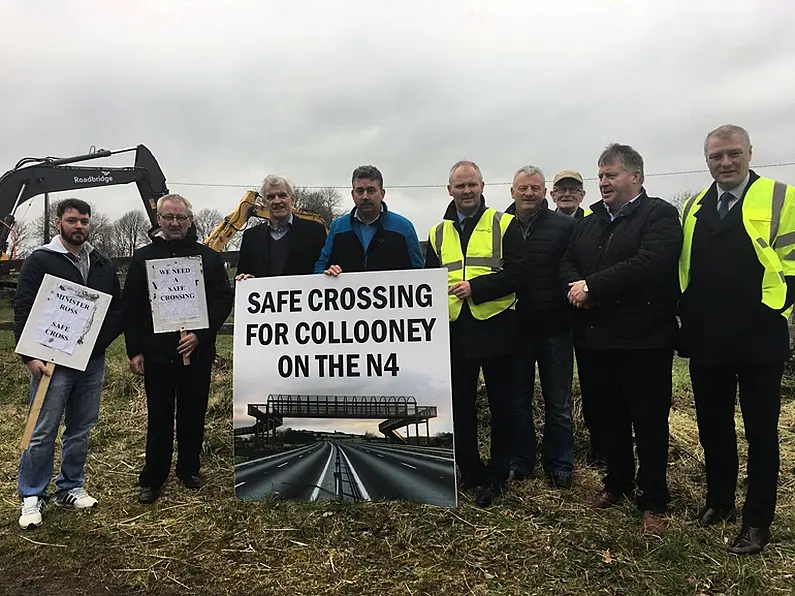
[315,165,424,275]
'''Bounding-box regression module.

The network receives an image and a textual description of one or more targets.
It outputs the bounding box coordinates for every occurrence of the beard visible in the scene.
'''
[61,229,89,245]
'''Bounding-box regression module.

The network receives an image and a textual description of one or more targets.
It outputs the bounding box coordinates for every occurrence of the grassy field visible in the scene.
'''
[0,323,794,595]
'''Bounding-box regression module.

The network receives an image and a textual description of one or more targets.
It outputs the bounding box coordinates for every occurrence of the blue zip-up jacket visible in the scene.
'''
[314,202,424,273]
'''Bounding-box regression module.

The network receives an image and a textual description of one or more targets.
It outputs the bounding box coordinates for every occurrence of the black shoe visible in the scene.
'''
[459,472,486,491]
[587,448,608,472]
[139,486,159,504]
[547,473,573,490]
[180,474,204,490]
[475,483,504,508]
[728,525,770,555]
[695,506,737,527]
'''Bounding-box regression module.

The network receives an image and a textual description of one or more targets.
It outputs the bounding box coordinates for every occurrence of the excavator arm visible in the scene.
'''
[0,145,168,259]
[0,143,328,266]
[203,190,329,252]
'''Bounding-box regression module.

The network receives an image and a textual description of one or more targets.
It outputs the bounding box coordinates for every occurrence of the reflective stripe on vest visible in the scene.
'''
[679,177,795,318]
[430,208,517,321]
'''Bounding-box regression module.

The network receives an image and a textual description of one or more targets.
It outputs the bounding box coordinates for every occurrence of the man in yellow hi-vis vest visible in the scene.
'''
[425,160,528,507]
[678,124,795,556]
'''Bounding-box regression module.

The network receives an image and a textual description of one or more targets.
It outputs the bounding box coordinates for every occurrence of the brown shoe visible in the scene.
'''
[641,511,666,536]
[592,490,622,509]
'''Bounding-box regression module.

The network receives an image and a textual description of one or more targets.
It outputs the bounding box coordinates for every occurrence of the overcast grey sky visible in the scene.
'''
[2,0,794,239]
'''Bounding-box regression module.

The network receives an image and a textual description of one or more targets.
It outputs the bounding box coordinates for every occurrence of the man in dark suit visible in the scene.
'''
[235,174,327,280]
[679,124,795,555]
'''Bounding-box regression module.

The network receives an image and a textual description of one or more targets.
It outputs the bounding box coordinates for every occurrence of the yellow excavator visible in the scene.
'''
[203,190,328,252]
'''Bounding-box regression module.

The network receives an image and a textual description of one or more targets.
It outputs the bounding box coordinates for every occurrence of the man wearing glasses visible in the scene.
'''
[315,165,424,275]
[551,170,591,220]
[122,194,234,504]
[235,174,327,281]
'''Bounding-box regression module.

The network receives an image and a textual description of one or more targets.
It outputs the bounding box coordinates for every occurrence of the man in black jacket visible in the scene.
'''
[504,165,576,489]
[559,144,682,535]
[425,160,528,507]
[235,174,327,280]
[13,198,123,529]
[123,194,234,504]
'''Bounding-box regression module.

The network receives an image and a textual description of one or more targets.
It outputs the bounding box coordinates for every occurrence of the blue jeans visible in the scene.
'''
[511,330,575,478]
[18,355,106,500]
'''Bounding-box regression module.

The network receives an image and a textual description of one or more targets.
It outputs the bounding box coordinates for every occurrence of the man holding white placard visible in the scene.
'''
[12,198,122,529]
[123,194,233,504]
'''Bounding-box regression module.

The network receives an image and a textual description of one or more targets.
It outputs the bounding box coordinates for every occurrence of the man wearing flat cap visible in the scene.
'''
[551,170,591,220]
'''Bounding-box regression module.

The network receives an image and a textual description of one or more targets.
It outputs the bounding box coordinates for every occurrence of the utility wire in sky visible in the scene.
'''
[168,162,795,190]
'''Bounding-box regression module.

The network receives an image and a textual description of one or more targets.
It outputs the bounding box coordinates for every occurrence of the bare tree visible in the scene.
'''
[192,208,224,242]
[86,212,116,256]
[112,210,150,257]
[292,187,346,226]
[668,189,700,214]
[6,219,33,258]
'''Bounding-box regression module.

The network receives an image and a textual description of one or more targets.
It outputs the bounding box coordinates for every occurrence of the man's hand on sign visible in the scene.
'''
[324,265,342,276]
[449,281,472,300]
[177,332,199,358]
[235,273,254,281]
[26,359,51,379]
[129,354,145,376]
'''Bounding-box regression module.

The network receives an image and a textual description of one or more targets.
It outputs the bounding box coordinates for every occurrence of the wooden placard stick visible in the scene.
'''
[20,362,57,450]
[180,329,191,366]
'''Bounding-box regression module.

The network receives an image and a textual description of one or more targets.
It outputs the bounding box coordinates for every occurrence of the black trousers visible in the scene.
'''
[575,346,611,461]
[690,360,783,528]
[451,352,517,486]
[578,348,673,513]
[139,359,212,489]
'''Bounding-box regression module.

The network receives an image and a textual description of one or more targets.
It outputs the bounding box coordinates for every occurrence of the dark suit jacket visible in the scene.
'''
[236,216,327,277]
[558,190,683,352]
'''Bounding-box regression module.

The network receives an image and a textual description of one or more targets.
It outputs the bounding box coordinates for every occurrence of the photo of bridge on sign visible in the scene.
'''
[233,394,456,507]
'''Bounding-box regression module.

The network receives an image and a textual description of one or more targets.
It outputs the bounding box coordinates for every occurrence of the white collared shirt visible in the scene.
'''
[609,192,642,221]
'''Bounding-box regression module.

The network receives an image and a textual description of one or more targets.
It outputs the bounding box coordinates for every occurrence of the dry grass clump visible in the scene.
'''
[0,331,794,595]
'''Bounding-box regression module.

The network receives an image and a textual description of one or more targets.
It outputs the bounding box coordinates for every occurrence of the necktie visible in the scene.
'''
[717,192,732,220]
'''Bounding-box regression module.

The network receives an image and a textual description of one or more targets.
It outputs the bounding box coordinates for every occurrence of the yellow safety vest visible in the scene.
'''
[679,176,795,318]
[429,208,517,321]
[582,207,592,217]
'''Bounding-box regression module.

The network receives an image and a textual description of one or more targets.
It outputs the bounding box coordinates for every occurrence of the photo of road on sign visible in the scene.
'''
[232,269,456,508]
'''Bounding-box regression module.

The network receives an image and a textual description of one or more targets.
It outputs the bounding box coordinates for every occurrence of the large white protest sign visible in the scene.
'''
[16,274,113,371]
[145,255,209,334]
[16,274,113,450]
[232,269,456,508]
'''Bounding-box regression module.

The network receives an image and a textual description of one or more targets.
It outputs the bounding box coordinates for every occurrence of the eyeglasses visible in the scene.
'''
[552,187,583,195]
[158,213,190,222]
